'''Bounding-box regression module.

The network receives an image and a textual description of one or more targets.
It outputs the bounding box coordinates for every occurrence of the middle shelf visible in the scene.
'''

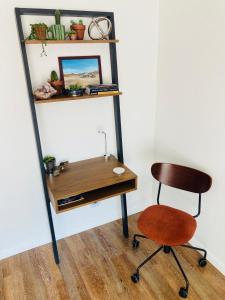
[34,91,122,104]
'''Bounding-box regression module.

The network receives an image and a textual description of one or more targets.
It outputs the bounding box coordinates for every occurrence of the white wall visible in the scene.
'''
[0,0,158,259]
[155,0,225,274]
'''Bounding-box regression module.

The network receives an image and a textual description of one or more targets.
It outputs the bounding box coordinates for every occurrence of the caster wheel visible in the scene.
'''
[163,246,171,254]
[179,287,188,298]
[132,239,140,249]
[131,273,140,283]
[199,258,207,267]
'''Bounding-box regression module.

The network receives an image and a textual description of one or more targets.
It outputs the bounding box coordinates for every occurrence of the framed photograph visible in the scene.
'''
[58,56,103,89]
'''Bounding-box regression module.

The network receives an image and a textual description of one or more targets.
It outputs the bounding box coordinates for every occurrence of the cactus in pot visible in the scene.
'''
[55,9,61,25]
[49,10,65,40]
[51,70,59,81]
[49,70,63,95]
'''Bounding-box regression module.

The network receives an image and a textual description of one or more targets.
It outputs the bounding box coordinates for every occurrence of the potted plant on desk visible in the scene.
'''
[43,156,56,174]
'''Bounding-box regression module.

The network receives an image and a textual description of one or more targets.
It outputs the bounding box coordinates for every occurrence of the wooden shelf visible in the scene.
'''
[34,92,122,104]
[47,156,137,213]
[25,39,119,44]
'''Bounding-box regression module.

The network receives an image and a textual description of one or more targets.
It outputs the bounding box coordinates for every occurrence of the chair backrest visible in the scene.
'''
[151,163,212,194]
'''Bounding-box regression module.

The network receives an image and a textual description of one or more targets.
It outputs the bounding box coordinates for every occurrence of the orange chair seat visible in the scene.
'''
[138,205,197,246]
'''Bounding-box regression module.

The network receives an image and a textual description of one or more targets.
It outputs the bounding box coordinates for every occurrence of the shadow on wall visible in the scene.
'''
[154,140,210,174]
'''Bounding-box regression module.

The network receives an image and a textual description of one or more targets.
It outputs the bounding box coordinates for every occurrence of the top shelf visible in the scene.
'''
[24,39,119,44]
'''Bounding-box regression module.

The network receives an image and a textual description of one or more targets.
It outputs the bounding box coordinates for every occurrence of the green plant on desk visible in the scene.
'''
[43,155,56,174]
[43,155,55,163]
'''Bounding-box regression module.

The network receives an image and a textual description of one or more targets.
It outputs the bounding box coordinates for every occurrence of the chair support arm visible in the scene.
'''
[193,193,201,218]
[157,182,162,205]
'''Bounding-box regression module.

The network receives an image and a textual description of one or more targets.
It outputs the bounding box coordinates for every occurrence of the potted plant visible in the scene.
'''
[49,70,63,95]
[70,20,86,40]
[49,10,65,40]
[43,156,56,174]
[30,23,48,40]
[66,30,77,40]
[68,84,83,97]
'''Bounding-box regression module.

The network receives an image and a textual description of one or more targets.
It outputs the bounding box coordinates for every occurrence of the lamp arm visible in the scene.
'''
[104,132,107,157]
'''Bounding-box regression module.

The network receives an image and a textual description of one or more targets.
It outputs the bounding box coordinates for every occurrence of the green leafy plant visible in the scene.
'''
[55,10,61,25]
[27,23,48,40]
[69,84,82,90]
[43,155,55,164]
[31,23,48,29]
[50,70,59,82]
[29,23,48,41]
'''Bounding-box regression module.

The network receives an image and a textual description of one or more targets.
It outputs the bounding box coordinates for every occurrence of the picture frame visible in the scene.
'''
[58,56,103,89]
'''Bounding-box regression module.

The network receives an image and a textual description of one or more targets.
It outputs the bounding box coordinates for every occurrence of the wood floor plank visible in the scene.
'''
[59,239,92,300]
[0,267,4,300]
[0,213,225,300]
[3,271,26,300]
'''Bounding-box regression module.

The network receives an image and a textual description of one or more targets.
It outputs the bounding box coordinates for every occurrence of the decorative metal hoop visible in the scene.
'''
[88,17,112,40]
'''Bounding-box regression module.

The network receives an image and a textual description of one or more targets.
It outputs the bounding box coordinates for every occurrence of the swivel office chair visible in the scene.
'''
[131,163,212,298]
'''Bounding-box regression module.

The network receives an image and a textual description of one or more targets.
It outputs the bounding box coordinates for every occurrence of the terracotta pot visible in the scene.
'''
[70,24,86,40]
[34,26,47,40]
[50,80,63,95]
[69,33,78,40]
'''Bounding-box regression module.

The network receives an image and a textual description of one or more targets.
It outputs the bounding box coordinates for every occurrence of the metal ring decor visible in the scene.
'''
[88,17,112,40]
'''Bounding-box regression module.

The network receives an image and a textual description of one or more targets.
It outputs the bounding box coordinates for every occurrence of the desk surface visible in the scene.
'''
[47,156,137,213]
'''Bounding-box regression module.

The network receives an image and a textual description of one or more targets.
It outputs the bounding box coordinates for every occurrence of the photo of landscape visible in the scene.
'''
[59,56,102,89]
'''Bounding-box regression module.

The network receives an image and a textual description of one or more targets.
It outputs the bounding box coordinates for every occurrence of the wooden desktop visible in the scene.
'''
[47,155,137,213]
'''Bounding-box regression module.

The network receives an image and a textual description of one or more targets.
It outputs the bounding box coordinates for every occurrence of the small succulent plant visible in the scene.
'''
[43,155,55,164]
[70,19,84,25]
[69,84,82,90]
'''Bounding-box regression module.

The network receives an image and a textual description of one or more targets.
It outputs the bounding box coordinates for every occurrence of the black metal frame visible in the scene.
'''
[15,7,129,264]
[131,235,208,298]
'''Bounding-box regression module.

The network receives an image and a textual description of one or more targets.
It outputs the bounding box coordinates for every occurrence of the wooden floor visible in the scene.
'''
[0,213,225,300]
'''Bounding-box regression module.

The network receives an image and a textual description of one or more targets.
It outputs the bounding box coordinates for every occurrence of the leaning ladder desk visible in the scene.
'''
[15,7,137,264]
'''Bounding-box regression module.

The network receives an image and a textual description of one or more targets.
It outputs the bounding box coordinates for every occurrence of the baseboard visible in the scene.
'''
[2,210,225,278]
[0,202,146,261]
[190,237,225,276]
[0,238,50,261]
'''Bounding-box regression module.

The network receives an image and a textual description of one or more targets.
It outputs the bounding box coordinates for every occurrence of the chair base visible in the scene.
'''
[131,235,207,298]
